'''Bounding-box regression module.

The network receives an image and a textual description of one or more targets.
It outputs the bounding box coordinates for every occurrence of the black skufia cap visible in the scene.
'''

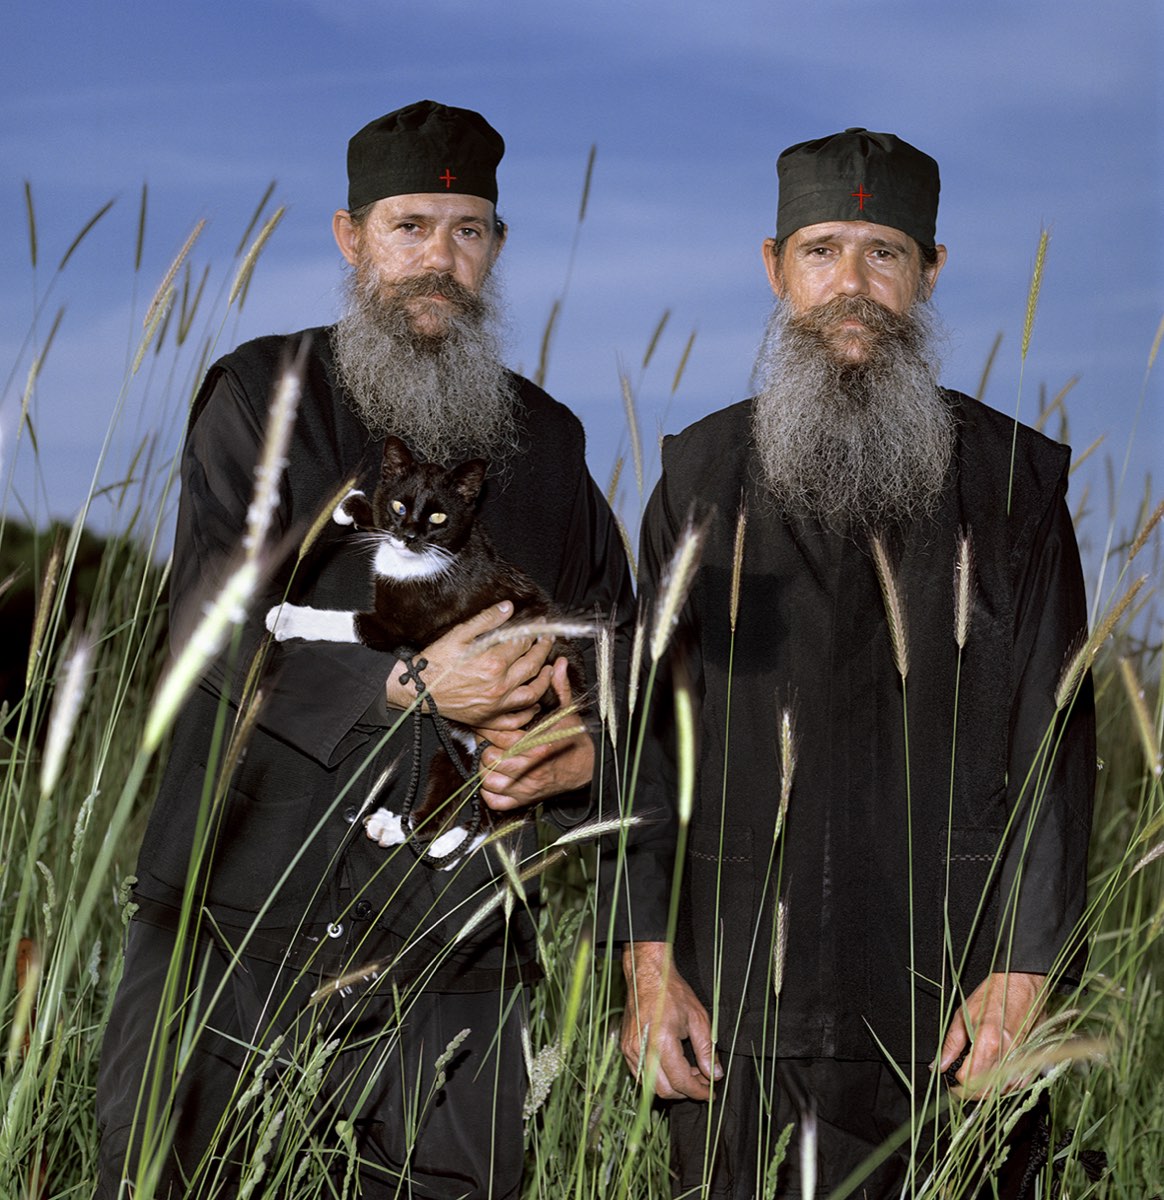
[346,100,505,211]
[775,128,940,249]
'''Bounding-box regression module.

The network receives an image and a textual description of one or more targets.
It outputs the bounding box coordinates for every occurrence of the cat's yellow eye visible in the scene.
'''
[429,512,448,525]
[391,500,406,516]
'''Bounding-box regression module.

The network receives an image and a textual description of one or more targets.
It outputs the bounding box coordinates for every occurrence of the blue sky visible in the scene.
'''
[1,0,1161,597]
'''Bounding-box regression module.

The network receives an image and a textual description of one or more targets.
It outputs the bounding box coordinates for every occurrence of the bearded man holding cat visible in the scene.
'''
[616,129,1094,1197]
[96,100,633,1199]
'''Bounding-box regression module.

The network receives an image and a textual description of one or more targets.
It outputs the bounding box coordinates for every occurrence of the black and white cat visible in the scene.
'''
[265,435,585,866]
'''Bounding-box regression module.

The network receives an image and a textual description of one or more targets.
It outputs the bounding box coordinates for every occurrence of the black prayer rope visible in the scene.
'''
[395,652,485,868]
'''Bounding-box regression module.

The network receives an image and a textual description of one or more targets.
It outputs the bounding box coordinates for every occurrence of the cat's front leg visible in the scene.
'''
[265,603,358,643]
[334,489,373,527]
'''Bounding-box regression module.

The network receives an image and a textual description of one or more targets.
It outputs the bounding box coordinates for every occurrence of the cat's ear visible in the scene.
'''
[450,459,487,503]
[381,436,414,477]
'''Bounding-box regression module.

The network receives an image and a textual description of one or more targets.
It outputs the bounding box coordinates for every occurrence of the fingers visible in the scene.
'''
[687,1009,723,1085]
[939,1010,969,1072]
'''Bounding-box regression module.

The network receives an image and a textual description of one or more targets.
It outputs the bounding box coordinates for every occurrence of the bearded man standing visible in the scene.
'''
[97,100,632,1199]
[618,129,1094,1197]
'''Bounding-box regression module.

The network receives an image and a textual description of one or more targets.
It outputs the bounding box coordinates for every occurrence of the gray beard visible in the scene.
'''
[750,296,955,532]
[331,265,518,464]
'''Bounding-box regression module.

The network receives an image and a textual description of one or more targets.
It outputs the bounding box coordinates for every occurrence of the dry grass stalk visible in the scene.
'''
[1130,841,1164,878]
[620,369,644,495]
[772,898,788,999]
[596,617,617,746]
[549,813,642,849]
[605,455,624,508]
[799,1108,818,1200]
[642,309,670,371]
[649,518,707,662]
[144,559,261,753]
[729,500,748,633]
[775,707,795,841]
[455,848,569,943]
[870,534,909,680]
[473,618,597,651]
[627,611,645,719]
[1128,498,1164,562]
[243,352,303,557]
[144,218,205,333]
[1068,434,1105,475]
[675,680,695,824]
[495,703,586,759]
[1021,228,1050,361]
[230,206,286,308]
[671,328,697,396]
[1118,656,1162,779]
[131,288,175,375]
[298,474,360,563]
[1055,574,1147,710]
[40,633,94,797]
[25,531,65,689]
[954,529,976,649]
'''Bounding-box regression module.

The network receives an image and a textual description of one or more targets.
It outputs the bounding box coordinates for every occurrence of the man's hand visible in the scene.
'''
[385,601,553,727]
[476,658,593,809]
[939,971,1046,1095]
[620,941,721,1101]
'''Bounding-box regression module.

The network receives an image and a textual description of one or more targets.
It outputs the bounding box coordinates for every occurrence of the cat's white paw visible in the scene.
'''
[265,604,358,643]
[365,807,406,846]
[333,490,365,525]
[428,826,487,868]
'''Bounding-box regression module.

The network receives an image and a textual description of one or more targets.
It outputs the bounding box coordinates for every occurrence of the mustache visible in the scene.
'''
[791,295,914,340]
[388,271,485,317]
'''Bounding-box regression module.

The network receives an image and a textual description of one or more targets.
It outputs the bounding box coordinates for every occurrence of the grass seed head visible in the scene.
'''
[954,528,976,649]
[870,534,909,680]
[650,517,707,662]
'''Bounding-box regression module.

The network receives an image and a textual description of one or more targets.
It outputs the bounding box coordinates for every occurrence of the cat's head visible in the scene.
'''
[369,435,487,553]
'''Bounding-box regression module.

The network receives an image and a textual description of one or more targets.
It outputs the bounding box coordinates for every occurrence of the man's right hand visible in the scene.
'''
[385,601,554,727]
[621,941,721,1101]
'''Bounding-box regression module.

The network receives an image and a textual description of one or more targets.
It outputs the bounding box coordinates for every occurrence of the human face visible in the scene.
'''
[762,221,946,363]
[332,193,504,337]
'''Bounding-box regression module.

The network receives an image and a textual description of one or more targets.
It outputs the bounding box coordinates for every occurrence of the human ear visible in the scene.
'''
[332,210,360,266]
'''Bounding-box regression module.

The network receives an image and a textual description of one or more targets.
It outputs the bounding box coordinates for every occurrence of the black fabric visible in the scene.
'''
[347,99,505,209]
[96,920,529,1199]
[133,326,633,971]
[775,127,941,248]
[667,1055,1047,1199]
[617,391,1095,1064]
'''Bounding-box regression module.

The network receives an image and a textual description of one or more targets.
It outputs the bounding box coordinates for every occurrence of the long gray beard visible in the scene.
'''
[751,296,955,532]
[331,267,518,464]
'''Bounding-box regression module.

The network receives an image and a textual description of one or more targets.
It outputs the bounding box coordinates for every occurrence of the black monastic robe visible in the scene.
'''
[133,327,634,984]
[619,391,1094,1063]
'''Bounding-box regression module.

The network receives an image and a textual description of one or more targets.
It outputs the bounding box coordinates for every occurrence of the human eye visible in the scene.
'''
[456,225,482,240]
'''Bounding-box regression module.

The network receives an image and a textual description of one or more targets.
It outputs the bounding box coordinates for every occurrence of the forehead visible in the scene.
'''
[365,192,496,225]
[787,220,917,255]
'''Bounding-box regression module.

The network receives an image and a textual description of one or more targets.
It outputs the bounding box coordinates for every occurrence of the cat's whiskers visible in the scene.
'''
[371,534,456,582]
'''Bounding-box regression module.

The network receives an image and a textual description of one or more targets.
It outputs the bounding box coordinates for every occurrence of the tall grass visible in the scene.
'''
[0,188,1161,1200]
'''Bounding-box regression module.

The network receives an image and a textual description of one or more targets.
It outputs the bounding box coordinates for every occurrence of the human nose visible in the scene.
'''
[835,249,870,296]
[421,227,455,273]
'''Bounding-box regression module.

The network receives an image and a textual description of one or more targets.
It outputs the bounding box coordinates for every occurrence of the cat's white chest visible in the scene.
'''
[372,536,451,581]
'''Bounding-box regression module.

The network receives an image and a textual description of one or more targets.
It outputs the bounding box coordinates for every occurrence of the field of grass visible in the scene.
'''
[1,193,1161,1198]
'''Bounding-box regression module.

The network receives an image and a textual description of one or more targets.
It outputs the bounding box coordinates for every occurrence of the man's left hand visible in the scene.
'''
[938,971,1046,1095]
[475,658,593,809]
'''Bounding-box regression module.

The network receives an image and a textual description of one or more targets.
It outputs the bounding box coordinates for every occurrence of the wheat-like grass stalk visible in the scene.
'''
[649,517,707,663]
[729,499,748,633]
[619,368,644,496]
[870,534,909,680]
[297,474,360,563]
[954,529,976,650]
[1128,498,1164,562]
[473,619,597,650]
[40,632,94,797]
[243,350,304,557]
[230,206,286,309]
[1118,656,1162,778]
[1021,228,1050,361]
[143,218,205,333]
[627,609,645,720]
[1147,311,1164,372]
[1055,574,1147,710]
[596,616,617,746]
[605,455,624,508]
[675,679,696,825]
[25,531,65,689]
[548,813,642,849]
[671,328,697,396]
[641,309,670,372]
[799,1108,818,1200]
[772,898,788,1000]
[775,708,796,840]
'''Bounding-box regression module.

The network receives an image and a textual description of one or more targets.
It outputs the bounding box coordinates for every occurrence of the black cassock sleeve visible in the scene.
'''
[996,474,1095,978]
